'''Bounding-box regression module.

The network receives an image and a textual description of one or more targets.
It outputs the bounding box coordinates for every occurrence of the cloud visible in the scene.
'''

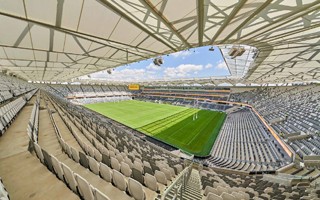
[171,51,192,59]
[216,60,228,70]
[146,63,161,71]
[87,68,153,81]
[205,63,213,69]
[164,64,203,78]
[81,60,220,82]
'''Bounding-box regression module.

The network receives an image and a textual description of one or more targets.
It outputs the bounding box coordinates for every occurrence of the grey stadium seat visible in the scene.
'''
[155,170,167,185]
[87,146,95,158]
[42,149,54,172]
[111,157,120,171]
[94,149,102,162]
[116,154,124,163]
[143,166,154,175]
[75,173,94,200]
[102,154,111,167]
[120,162,132,177]
[71,147,80,163]
[65,143,72,158]
[112,169,127,192]
[61,163,77,193]
[128,178,146,200]
[88,157,100,175]
[99,163,113,182]
[206,192,223,200]
[34,143,44,163]
[221,192,236,200]
[133,160,143,173]
[144,173,159,192]
[51,156,64,181]
[131,168,144,185]
[79,151,89,169]
[204,186,219,196]
[161,168,172,181]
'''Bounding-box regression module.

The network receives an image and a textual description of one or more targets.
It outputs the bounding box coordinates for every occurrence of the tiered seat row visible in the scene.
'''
[33,141,111,200]
[50,84,70,97]
[205,108,289,172]
[290,136,320,158]
[137,97,231,111]
[41,84,132,100]
[33,94,151,200]
[81,85,95,97]
[39,92,186,199]
[25,89,37,101]
[200,169,319,199]
[0,73,35,104]
[92,85,105,96]
[141,86,230,101]
[49,92,184,168]
[68,85,84,97]
[27,93,40,142]
[0,91,13,104]
[48,93,184,183]
[230,85,320,160]
[70,96,131,105]
[0,97,25,135]
[0,89,37,136]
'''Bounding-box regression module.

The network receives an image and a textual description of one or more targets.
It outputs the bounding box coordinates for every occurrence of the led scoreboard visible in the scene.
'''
[128,84,140,90]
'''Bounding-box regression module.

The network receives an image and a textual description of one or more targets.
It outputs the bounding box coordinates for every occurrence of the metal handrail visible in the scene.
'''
[161,163,193,200]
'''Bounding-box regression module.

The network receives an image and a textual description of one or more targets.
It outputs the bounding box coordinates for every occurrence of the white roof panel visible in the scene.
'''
[0,0,318,84]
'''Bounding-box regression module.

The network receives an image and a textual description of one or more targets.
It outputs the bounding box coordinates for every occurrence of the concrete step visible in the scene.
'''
[182,169,203,200]
[160,169,204,200]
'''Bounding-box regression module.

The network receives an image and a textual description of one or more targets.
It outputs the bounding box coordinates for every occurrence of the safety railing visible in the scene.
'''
[161,160,193,200]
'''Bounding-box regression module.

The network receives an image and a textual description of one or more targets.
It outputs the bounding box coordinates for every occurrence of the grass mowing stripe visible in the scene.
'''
[85,100,187,128]
[155,110,216,152]
[138,109,197,134]
[186,112,218,145]
[143,110,196,134]
[193,113,226,154]
[84,100,226,156]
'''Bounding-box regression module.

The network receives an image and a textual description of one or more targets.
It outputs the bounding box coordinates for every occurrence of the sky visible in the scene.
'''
[80,46,230,82]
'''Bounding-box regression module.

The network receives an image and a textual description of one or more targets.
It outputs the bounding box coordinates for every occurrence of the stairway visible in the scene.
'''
[162,169,203,200]
[184,169,203,200]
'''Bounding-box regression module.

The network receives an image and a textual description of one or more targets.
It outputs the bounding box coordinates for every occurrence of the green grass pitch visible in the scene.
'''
[84,100,226,156]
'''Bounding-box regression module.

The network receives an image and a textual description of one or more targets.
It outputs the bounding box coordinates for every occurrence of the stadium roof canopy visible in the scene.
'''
[0,0,319,85]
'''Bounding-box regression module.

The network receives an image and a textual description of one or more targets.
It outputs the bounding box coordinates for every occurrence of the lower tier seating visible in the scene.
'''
[200,169,319,200]
[204,108,290,172]
[230,85,320,161]
[31,92,187,199]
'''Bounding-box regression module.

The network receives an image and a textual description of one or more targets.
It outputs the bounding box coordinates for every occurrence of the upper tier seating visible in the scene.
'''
[50,84,70,97]
[40,84,132,101]
[0,73,35,104]
[70,96,132,105]
[140,86,230,101]
[0,89,37,136]
[137,97,232,111]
